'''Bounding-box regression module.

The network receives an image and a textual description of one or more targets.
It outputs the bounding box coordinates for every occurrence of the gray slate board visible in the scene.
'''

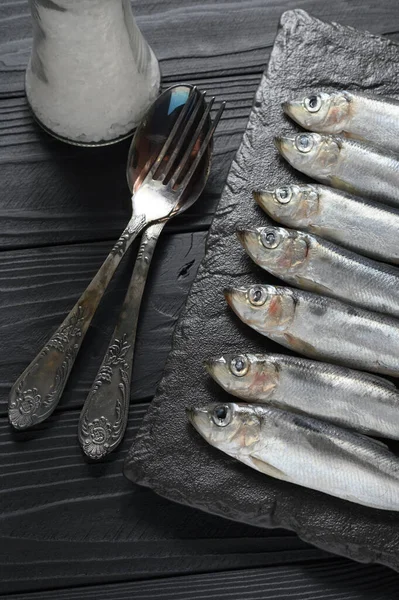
[124,9,399,571]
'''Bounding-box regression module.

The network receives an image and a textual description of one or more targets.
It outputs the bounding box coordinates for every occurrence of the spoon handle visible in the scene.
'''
[78,221,164,460]
[8,214,147,430]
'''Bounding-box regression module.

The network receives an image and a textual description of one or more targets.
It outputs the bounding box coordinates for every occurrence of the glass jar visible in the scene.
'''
[25,0,161,146]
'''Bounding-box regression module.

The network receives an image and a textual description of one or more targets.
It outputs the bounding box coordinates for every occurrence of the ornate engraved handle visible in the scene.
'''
[8,214,147,430]
[78,221,165,460]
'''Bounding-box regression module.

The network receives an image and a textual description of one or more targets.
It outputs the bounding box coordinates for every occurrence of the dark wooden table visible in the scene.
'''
[2,1,399,598]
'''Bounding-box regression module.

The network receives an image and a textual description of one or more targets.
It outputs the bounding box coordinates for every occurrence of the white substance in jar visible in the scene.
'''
[25,0,160,145]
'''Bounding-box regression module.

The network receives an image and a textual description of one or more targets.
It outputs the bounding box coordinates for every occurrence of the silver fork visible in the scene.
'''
[78,99,225,459]
[8,87,204,431]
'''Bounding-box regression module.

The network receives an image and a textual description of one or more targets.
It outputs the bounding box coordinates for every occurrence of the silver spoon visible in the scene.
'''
[8,85,208,430]
[78,91,225,460]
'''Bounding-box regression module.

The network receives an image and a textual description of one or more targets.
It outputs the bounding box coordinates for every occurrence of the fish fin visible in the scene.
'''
[343,131,363,142]
[249,453,287,480]
[354,432,389,451]
[329,176,359,196]
[294,276,334,296]
[283,333,318,357]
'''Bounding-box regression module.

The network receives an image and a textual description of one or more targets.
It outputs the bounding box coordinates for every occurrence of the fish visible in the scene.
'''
[224,284,399,377]
[274,132,399,207]
[187,401,399,511]
[282,91,399,152]
[204,353,399,439]
[236,225,399,317]
[254,184,399,264]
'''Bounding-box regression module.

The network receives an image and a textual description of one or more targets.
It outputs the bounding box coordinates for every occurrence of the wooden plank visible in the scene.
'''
[0,406,327,594]
[0,230,210,416]
[4,560,399,600]
[1,2,399,250]
[0,72,254,249]
[3,2,399,597]
[2,0,399,92]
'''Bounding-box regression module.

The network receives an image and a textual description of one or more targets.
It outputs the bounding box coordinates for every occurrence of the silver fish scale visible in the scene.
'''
[347,93,399,151]
[301,187,399,263]
[332,138,399,206]
[248,354,399,438]
[269,289,399,376]
[249,404,399,510]
[262,231,399,317]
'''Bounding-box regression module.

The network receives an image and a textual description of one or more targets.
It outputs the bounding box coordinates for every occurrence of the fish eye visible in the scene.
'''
[260,228,281,249]
[248,285,267,306]
[212,404,232,427]
[230,355,249,377]
[295,133,314,153]
[304,94,321,113]
[275,186,292,204]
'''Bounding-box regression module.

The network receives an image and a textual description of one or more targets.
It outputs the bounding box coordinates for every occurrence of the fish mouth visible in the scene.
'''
[203,355,227,378]
[274,135,298,165]
[252,190,262,205]
[224,286,246,306]
[281,100,291,115]
[236,227,258,249]
[235,226,248,245]
[282,100,304,126]
[186,406,211,435]
[274,136,283,153]
[236,225,257,248]
[203,357,217,374]
[274,135,294,156]
[253,189,274,208]
[185,406,195,424]
[224,286,250,322]
[223,287,236,305]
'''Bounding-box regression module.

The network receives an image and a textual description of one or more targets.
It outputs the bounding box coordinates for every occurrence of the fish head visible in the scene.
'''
[275,133,342,182]
[187,402,262,455]
[224,285,296,333]
[282,92,351,133]
[254,184,320,225]
[204,353,280,399]
[236,225,309,273]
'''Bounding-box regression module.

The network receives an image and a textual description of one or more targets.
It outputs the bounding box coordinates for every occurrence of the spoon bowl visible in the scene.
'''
[127,84,212,211]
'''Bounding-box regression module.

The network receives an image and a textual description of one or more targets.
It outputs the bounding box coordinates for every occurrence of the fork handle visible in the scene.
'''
[78,221,165,460]
[8,214,147,430]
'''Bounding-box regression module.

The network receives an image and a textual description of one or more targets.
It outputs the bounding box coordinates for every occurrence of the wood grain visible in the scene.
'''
[1,0,399,250]
[2,0,399,90]
[0,231,208,415]
[0,406,326,594]
[4,561,399,600]
[0,73,254,249]
[2,0,399,596]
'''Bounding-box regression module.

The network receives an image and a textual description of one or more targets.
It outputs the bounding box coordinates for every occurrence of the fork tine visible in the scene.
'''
[169,96,215,188]
[146,86,198,181]
[158,91,206,183]
[172,101,226,190]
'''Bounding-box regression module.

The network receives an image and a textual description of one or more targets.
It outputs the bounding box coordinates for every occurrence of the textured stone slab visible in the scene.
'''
[124,9,399,571]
